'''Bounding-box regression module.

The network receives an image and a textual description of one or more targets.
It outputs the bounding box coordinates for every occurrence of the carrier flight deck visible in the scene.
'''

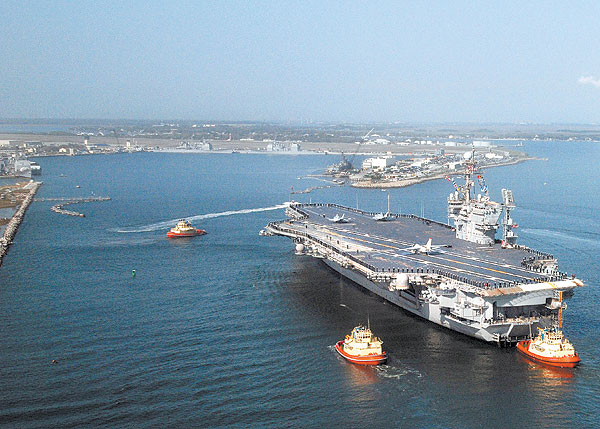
[286,204,562,290]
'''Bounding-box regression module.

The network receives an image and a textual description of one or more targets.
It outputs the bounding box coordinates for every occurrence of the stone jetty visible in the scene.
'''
[47,196,111,217]
[0,181,42,267]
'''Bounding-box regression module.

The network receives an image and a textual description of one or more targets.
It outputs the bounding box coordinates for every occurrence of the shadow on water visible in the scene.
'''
[273,253,584,427]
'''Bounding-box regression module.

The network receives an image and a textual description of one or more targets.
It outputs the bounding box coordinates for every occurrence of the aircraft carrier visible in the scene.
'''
[261,153,584,345]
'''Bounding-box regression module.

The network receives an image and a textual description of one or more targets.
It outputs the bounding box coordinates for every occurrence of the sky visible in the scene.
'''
[2,1,600,123]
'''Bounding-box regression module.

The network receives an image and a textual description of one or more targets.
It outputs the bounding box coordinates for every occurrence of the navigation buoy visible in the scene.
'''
[132,269,136,278]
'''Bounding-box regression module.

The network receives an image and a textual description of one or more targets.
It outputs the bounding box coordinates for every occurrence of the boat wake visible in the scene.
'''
[520,228,600,247]
[376,364,423,380]
[328,345,423,379]
[115,204,287,233]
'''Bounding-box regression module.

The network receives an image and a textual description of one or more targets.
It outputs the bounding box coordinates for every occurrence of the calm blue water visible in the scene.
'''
[0,144,598,427]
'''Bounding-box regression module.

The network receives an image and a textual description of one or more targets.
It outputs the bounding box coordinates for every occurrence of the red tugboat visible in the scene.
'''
[335,325,387,365]
[166,220,206,238]
[517,328,580,368]
[517,292,580,368]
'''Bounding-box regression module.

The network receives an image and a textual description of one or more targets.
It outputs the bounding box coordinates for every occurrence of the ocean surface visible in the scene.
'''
[1,142,599,427]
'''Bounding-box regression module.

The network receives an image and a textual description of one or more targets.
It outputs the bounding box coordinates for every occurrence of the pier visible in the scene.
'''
[291,184,337,194]
[291,176,342,195]
[0,182,42,267]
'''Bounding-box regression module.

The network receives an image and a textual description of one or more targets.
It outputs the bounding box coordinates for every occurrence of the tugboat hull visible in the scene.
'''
[516,340,580,368]
[335,341,387,365]
[167,229,206,238]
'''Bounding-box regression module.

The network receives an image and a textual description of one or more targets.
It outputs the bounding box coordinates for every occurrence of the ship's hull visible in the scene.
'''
[335,341,387,365]
[321,258,518,344]
[516,340,580,368]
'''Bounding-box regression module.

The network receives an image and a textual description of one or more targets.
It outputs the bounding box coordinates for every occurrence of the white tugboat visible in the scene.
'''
[335,325,387,365]
[167,220,206,238]
[517,292,580,367]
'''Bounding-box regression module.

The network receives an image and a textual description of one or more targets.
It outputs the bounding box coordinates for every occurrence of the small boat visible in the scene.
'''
[335,325,387,365]
[516,291,580,368]
[517,327,580,368]
[167,220,207,238]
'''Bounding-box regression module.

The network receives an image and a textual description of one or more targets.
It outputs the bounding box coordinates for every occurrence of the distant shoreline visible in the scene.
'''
[350,156,534,189]
[0,132,531,157]
[156,148,323,155]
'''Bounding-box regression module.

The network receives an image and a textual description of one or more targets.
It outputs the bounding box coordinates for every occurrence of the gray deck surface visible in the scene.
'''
[286,205,555,286]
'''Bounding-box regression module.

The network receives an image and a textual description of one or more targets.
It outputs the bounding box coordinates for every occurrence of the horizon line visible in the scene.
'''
[1,118,600,127]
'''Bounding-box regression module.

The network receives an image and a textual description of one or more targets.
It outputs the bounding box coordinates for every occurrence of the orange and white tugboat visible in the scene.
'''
[517,292,580,368]
[335,325,387,365]
[166,220,207,238]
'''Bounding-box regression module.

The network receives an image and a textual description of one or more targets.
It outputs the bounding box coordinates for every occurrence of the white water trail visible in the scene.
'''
[376,364,423,379]
[520,228,600,247]
[116,204,287,233]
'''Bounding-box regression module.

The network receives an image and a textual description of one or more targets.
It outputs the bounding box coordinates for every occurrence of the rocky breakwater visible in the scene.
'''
[47,196,111,217]
[0,181,42,267]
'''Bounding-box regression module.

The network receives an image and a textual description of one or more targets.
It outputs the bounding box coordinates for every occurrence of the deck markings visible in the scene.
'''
[298,213,540,283]
[308,226,506,282]
[325,222,539,280]
[328,224,533,280]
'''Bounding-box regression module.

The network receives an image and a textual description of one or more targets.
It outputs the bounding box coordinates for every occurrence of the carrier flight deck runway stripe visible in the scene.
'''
[327,224,539,279]
[320,227,536,282]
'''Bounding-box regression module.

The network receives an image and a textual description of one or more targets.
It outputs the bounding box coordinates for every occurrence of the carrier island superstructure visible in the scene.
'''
[261,153,584,346]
